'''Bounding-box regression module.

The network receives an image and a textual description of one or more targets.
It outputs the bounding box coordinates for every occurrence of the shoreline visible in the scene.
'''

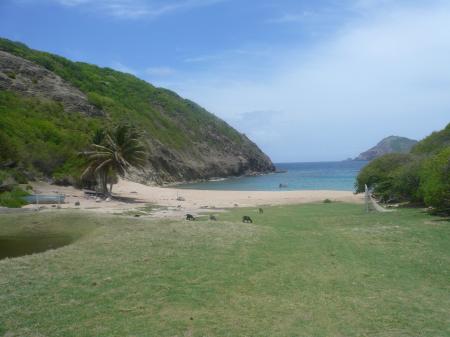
[160,170,277,188]
[22,179,364,218]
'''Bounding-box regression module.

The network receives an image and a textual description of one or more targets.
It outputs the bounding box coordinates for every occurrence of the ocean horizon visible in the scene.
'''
[177,161,368,191]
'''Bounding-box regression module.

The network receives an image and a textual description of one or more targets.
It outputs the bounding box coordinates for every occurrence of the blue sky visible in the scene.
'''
[1,0,449,162]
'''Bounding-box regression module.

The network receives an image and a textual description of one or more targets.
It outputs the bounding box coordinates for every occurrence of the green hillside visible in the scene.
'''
[0,91,98,182]
[0,38,240,148]
[411,123,450,155]
[0,38,274,188]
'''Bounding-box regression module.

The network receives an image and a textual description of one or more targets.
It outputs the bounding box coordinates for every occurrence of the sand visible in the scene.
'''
[26,179,363,218]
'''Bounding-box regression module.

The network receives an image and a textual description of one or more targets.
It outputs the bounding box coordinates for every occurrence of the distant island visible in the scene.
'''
[354,136,418,161]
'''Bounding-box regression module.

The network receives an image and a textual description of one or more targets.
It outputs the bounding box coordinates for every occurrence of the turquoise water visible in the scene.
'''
[177,161,368,191]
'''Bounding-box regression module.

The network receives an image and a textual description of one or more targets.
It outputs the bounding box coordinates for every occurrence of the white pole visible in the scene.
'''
[365,184,369,213]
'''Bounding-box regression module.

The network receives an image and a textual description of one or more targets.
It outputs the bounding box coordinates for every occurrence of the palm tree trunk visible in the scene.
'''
[104,171,109,196]
[99,170,108,196]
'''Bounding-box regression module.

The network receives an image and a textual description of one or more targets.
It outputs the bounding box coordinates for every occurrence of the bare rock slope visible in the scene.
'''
[0,51,103,116]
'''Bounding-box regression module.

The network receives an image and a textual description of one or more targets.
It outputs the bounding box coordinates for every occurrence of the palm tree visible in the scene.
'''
[82,124,147,195]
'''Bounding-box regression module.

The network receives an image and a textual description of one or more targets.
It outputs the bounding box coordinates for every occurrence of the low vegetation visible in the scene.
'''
[0,90,101,184]
[1,203,449,336]
[356,123,450,214]
[0,187,29,208]
[0,170,29,208]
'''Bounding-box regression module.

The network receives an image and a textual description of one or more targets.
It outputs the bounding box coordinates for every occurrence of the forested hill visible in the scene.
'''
[354,136,417,161]
[0,38,275,185]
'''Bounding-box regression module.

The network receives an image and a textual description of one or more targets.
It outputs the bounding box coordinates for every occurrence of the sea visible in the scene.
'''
[176,161,369,191]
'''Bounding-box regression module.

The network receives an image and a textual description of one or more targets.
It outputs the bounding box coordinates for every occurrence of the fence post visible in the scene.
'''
[365,184,370,213]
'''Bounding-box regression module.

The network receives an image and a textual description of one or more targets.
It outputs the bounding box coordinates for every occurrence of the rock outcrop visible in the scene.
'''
[0,51,103,116]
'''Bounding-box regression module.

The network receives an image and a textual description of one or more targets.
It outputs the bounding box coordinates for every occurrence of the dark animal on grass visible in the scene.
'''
[242,215,253,223]
[209,214,217,221]
[186,214,195,221]
[258,208,264,214]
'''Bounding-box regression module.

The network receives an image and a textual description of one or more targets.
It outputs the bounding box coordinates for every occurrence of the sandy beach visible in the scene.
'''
[25,179,364,218]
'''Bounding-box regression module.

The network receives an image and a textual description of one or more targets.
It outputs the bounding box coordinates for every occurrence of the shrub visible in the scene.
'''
[389,158,423,202]
[419,147,450,214]
[355,153,415,201]
[0,187,29,208]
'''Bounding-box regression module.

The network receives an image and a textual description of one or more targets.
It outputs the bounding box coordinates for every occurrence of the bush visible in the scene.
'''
[0,187,29,208]
[389,158,423,202]
[355,153,415,201]
[419,147,450,214]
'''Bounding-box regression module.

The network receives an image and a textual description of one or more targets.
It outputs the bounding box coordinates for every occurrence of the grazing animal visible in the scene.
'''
[186,214,195,221]
[242,215,253,223]
[209,214,217,221]
[258,208,264,214]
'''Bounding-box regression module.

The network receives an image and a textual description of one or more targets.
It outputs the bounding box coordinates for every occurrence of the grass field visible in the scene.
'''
[0,203,449,337]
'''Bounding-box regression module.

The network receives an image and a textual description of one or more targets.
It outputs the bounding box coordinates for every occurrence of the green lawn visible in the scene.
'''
[0,203,449,336]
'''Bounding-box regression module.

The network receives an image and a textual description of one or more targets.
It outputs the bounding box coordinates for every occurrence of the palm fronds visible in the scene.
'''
[81,124,147,194]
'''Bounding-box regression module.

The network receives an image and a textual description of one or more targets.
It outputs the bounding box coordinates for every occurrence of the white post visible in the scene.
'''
[365,184,370,213]
[36,194,39,211]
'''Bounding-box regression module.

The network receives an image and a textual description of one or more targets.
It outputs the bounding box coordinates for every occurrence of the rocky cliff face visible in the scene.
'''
[0,40,275,184]
[354,136,418,161]
[0,51,103,116]
[136,135,275,184]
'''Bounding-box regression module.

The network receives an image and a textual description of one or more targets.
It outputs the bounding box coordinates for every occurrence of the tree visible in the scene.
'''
[355,153,415,202]
[82,124,147,195]
[419,147,450,214]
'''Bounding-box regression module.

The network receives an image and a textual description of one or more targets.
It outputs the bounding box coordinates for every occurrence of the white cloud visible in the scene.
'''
[171,1,450,161]
[46,0,226,19]
[184,54,221,63]
[266,11,312,24]
[145,66,176,77]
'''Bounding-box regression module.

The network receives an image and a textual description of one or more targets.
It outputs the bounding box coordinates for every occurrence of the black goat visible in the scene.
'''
[242,215,253,223]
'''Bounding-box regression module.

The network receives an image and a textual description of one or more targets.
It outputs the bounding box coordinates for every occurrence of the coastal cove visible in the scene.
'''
[176,161,368,191]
